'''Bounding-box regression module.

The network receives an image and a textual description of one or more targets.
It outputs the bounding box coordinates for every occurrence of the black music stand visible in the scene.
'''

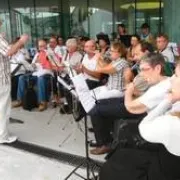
[64,115,97,180]
[57,71,99,180]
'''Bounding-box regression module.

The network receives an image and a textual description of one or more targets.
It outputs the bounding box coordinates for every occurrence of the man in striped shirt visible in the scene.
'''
[0,19,28,143]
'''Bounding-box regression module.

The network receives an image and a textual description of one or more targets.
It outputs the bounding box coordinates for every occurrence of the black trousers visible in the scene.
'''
[158,145,180,180]
[100,144,180,180]
[86,79,102,90]
[89,97,146,146]
[90,112,113,146]
[100,146,164,180]
[89,97,145,119]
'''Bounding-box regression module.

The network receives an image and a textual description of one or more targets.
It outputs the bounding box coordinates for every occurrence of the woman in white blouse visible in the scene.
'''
[139,63,180,156]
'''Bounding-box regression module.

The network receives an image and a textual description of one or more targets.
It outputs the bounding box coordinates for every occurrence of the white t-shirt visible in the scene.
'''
[82,54,99,81]
[20,47,30,60]
[139,99,180,156]
[62,51,82,67]
[47,46,62,59]
[139,78,171,112]
[161,47,175,63]
[62,51,83,77]
[57,45,67,57]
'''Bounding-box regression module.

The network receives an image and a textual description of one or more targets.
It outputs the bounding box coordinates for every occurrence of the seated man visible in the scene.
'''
[156,33,175,76]
[140,23,155,46]
[80,39,102,89]
[10,38,33,100]
[131,41,154,76]
[13,39,54,111]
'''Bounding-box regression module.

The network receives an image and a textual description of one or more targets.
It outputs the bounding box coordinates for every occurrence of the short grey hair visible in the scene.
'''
[141,52,166,75]
[66,38,78,47]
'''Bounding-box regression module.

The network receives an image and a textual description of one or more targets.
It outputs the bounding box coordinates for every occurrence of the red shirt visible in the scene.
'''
[38,50,52,69]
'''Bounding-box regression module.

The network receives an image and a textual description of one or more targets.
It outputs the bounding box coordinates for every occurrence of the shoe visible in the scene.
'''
[38,102,47,112]
[0,135,17,144]
[12,101,22,108]
[52,102,57,108]
[9,118,24,124]
[90,145,111,155]
[88,128,94,133]
[59,106,66,114]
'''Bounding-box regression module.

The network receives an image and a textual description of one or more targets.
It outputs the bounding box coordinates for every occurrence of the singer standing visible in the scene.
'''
[0,19,29,143]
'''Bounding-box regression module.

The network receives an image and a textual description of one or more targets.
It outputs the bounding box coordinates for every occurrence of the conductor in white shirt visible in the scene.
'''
[0,18,29,143]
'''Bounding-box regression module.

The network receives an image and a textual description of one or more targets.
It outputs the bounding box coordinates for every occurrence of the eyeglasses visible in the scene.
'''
[110,49,119,53]
[49,41,56,43]
[139,67,152,72]
[156,40,166,43]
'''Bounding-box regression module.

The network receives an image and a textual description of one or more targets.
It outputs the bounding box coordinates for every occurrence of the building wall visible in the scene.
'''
[0,0,179,47]
[163,0,180,43]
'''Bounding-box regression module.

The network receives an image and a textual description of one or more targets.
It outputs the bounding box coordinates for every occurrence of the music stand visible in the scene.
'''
[64,116,97,180]
[56,68,99,180]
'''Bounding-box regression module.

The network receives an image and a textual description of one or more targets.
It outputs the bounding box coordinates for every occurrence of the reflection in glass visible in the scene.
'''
[89,0,112,39]
[136,0,161,36]
[0,11,11,42]
[35,0,61,39]
[9,0,36,46]
[114,0,135,38]
[70,0,88,37]
[0,0,11,42]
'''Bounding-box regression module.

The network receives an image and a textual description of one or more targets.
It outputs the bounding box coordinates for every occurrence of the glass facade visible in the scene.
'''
[0,0,179,47]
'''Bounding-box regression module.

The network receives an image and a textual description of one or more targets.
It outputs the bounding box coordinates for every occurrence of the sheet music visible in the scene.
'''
[91,86,123,100]
[10,63,19,73]
[71,74,96,113]
[57,76,77,97]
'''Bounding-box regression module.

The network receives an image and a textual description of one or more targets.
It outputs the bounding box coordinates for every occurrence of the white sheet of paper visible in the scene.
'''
[71,74,96,113]
[91,86,123,100]
[10,63,19,73]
